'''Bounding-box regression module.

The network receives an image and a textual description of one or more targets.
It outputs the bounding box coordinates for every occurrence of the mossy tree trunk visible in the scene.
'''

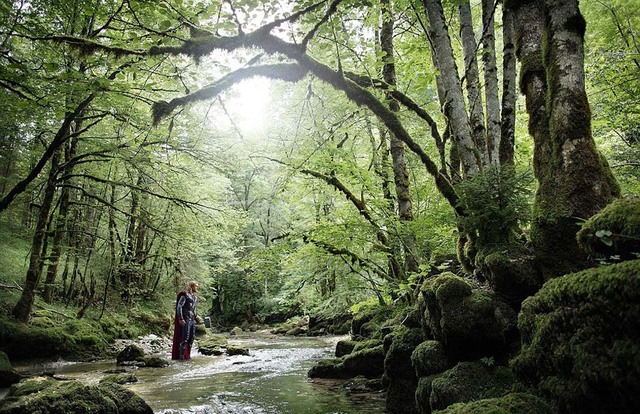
[12,148,62,322]
[508,0,620,275]
[499,8,517,166]
[381,0,420,276]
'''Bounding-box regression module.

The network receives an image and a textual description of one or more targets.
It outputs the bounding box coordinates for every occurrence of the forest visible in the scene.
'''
[0,0,639,413]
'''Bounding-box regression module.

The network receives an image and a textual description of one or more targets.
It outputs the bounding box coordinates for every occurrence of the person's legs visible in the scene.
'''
[179,321,190,359]
[187,319,196,351]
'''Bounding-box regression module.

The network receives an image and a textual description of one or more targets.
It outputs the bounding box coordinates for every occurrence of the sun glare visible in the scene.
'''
[228,77,272,136]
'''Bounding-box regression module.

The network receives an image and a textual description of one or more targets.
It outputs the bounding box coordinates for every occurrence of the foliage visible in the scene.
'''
[455,166,533,249]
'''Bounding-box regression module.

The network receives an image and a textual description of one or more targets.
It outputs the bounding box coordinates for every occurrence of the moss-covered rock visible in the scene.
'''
[116,344,145,365]
[351,304,392,339]
[226,345,249,356]
[307,358,347,379]
[99,373,138,385]
[419,274,517,361]
[512,259,640,414]
[577,198,640,261]
[197,334,228,356]
[342,344,385,378]
[415,375,439,414]
[411,340,449,378]
[308,342,385,380]
[353,338,383,353]
[434,392,553,414]
[143,356,169,367]
[383,327,425,413]
[480,247,543,306]
[0,378,152,414]
[430,361,522,411]
[335,339,357,357]
[0,351,21,387]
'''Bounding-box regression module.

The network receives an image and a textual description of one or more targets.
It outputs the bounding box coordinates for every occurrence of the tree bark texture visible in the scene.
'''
[481,0,502,164]
[12,148,62,322]
[381,0,420,275]
[423,0,480,177]
[459,1,489,166]
[531,0,620,273]
[499,6,517,166]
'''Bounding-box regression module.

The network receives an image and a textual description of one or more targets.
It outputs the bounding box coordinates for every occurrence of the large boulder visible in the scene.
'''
[411,340,449,378]
[577,198,640,261]
[434,392,553,414]
[0,351,21,387]
[429,361,522,412]
[308,342,385,379]
[419,274,517,361]
[198,334,228,356]
[384,327,425,414]
[512,259,640,414]
[116,344,145,365]
[0,377,153,414]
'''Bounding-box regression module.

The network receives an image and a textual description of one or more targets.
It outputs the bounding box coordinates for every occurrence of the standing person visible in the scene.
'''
[171,281,200,360]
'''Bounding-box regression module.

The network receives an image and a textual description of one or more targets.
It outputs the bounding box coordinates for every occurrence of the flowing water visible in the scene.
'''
[13,333,387,414]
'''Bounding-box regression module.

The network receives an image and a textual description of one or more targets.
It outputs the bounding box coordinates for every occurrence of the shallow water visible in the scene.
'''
[13,333,387,414]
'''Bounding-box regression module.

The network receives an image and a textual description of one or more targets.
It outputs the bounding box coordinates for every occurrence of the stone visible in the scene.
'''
[0,351,21,388]
[116,344,145,365]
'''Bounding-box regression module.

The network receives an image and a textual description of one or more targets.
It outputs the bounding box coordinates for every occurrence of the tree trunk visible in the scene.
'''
[481,0,501,164]
[499,6,517,166]
[532,0,620,274]
[459,0,489,166]
[42,135,78,303]
[381,0,420,276]
[12,148,62,322]
[423,0,480,177]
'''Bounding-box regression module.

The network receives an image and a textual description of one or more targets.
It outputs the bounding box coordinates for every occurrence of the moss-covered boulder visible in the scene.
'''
[341,344,385,378]
[480,247,543,306]
[351,304,392,339]
[198,334,228,356]
[577,198,640,261]
[335,339,357,357]
[99,373,138,385]
[0,377,153,414]
[411,340,449,378]
[384,327,425,413]
[226,345,249,356]
[0,351,21,387]
[415,375,439,414]
[308,342,385,379]
[353,338,383,353]
[419,274,517,361]
[308,358,347,379]
[512,259,640,414]
[434,392,553,414]
[430,361,522,411]
[143,356,169,367]
[116,344,145,365]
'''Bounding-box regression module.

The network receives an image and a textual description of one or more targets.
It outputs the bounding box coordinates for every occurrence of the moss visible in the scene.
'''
[353,338,383,353]
[577,198,640,261]
[307,358,346,379]
[5,376,57,397]
[387,377,420,414]
[342,344,385,378]
[0,379,153,414]
[116,344,145,365]
[335,339,358,357]
[435,392,553,414]
[411,340,449,378]
[512,259,640,414]
[384,327,425,379]
[481,247,542,307]
[415,375,439,414]
[351,304,392,339]
[99,373,138,385]
[420,274,517,361]
[143,356,168,367]
[226,345,249,356]
[430,361,523,411]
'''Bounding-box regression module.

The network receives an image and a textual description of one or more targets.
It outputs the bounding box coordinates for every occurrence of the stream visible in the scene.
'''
[12,333,387,414]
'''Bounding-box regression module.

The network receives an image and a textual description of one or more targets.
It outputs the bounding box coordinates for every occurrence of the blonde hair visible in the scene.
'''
[188,280,199,292]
